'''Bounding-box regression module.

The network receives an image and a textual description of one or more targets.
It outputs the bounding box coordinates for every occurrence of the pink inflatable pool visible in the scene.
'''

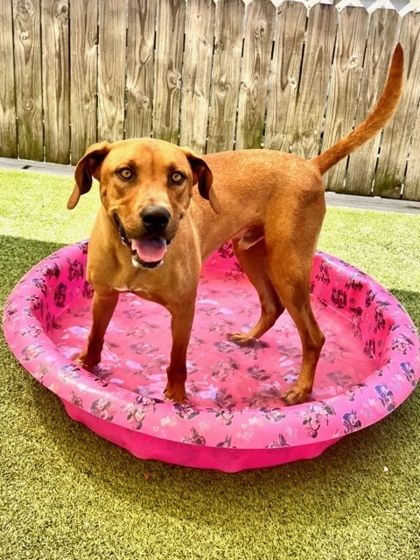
[3,241,419,472]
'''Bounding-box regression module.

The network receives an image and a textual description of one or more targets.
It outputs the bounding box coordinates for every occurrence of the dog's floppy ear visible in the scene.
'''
[67,141,111,210]
[183,149,221,214]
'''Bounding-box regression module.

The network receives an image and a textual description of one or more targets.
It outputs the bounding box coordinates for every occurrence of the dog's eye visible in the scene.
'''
[171,172,185,185]
[118,168,134,181]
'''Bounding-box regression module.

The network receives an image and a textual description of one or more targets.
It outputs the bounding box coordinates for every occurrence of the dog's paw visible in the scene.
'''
[281,384,311,406]
[164,385,187,404]
[227,331,256,347]
[71,351,99,372]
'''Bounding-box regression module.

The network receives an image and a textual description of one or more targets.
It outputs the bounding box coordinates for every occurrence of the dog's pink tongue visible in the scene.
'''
[131,237,167,263]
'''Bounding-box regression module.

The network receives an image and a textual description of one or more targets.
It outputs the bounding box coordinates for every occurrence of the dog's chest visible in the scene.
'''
[110,271,168,304]
[112,285,131,293]
[112,281,154,299]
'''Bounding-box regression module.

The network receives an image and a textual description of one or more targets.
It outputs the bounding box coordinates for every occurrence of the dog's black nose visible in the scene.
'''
[141,205,171,234]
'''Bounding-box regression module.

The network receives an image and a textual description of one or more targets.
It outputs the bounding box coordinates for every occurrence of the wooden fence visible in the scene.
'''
[1,0,420,200]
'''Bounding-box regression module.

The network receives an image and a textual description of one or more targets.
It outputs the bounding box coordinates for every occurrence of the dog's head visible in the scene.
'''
[68,138,220,269]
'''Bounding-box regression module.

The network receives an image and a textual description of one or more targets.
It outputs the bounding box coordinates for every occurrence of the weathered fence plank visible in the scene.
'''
[402,13,420,201]
[207,0,245,153]
[264,1,307,152]
[97,0,126,142]
[322,7,369,192]
[126,0,156,140]
[41,0,70,164]
[345,8,401,195]
[70,0,98,164]
[291,3,338,161]
[0,1,17,157]
[374,11,420,199]
[180,0,215,154]
[153,0,185,144]
[13,0,43,161]
[236,0,276,150]
[405,110,420,202]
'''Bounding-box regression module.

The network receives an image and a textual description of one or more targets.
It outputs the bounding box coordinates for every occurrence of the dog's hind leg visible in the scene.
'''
[266,245,325,405]
[228,238,285,345]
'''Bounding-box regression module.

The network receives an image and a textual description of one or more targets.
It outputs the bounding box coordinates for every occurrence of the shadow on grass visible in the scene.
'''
[390,288,420,330]
[0,235,65,306]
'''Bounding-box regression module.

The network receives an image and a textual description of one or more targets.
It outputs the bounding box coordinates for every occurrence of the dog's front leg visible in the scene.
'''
[164,301,196,403]
[75,290,119,371]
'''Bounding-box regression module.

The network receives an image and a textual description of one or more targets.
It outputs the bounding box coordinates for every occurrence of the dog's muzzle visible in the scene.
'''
[114,210,171,270]
[140,205,171,235]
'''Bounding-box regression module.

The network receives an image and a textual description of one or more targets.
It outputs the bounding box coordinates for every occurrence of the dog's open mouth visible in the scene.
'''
[131,237,167,268]
[114,215,168,269]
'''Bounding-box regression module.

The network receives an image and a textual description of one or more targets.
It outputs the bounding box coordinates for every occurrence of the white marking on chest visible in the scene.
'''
[112,285,130,292]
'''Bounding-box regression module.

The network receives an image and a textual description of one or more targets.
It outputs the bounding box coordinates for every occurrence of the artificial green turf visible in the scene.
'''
[1,168,419,560]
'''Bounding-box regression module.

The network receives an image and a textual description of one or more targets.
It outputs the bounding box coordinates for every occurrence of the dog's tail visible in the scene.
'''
[312,43,404,176]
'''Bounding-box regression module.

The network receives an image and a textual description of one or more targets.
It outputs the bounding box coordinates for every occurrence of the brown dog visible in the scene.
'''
[68,44,403,405]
